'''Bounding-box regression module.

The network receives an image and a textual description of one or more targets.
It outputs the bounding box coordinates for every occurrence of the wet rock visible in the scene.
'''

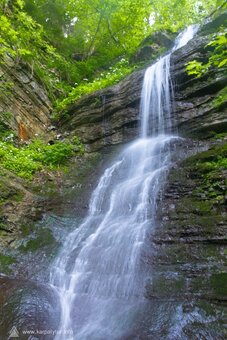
[170,33,227,137]
[59,70,144,151]
[199,11,227,36]
[144,141,227,338]
[131,31,174,63]
[0,277,60,339]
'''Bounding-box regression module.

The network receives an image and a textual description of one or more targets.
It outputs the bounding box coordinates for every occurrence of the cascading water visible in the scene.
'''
[50,26,197,339]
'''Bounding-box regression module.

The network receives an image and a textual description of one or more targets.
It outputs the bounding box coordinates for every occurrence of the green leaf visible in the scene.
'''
[218,58,227,68]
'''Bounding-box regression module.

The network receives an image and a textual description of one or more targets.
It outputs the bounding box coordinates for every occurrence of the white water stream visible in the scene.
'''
[50,26,197,340]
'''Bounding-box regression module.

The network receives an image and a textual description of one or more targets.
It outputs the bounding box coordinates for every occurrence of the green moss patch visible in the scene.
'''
[210,273,227,297]
[182,142,227,206]
[20,224,34,237]
[19,228,57,253]
[184,143,227,167]
[0,253,16,274]
[0,182,24,209]
[212,86,227,109]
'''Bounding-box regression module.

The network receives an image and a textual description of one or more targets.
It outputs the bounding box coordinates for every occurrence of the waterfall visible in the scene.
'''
[50,26,197,340]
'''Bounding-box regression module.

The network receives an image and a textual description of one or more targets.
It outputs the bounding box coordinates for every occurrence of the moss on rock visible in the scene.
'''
[19,228,57,253]
[0,180,24,205]
[0,253,16,274]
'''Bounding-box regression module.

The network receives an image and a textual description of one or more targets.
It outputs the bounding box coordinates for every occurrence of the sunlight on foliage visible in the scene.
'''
[186,28,227,78]
[0,138,84,179]
[0,0,81,101]
[212,86,227,108]
[186,60,205,78]
[56,58,137,110]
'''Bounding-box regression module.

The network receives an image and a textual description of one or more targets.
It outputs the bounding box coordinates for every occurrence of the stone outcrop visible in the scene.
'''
[130,31,174,63]
[60,12,227,151]
[0,57,52,140]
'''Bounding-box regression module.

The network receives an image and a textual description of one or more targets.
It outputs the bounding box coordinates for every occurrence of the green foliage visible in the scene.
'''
[184,141,227,206]
[0,0,45,61]
[216,157,227,168]
[22,0,154,106]
[0,111,13,140]
[24,0,69,49]
[27,1,218,65]
[0,253,15,273]
[207,33,227,68]
[0,0,80,101]
[0,0,224,116]
[204,152,227,170]
[0,77,14,99]
[187,143,227,173]
[197,157,227,172]
[0,138,84,179]
[214,131,227,139]
[148,0,217,32]
[212,86,227,108]
[25,0,218,61]
[27,0,153,60]
[186,28,227,78]
[56,58,136,110]
[186,60,205,78]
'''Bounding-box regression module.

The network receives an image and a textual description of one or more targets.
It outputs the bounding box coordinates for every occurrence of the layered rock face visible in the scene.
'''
[143,140,227,338]
[60,69,144,151]
[60,12,227,151]
[171,12,227,137]
[0,58,52,140]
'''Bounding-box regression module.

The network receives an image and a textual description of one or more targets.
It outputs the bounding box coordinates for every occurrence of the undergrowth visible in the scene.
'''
[55,58,137,112]
[0,137,84,179]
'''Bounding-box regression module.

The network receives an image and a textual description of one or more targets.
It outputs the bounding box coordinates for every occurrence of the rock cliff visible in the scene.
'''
[143,139,227,338]
[171,12,227,138]
[0,58,52,140]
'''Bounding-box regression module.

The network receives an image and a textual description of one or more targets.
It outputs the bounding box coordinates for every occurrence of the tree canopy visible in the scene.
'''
[22,0,220,62]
